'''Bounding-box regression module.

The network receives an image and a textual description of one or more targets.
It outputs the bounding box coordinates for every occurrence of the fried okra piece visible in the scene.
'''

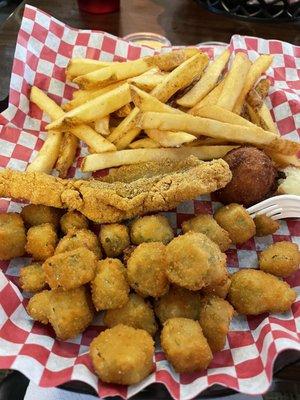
[228,269,296,315]
[127,242,169,297]
[21,204,61,228]
[99,223,130,257]
[55,229,102,258]
[90,324,154,385]
[214,203,256,244]
[161,318,212,373]
[259,241,300,277]
[182,214,231,252]
[104,293,157,336]
[43,247,98,290]
[27,286,94,340]
[154,286,201,324]
[60,210,88,234]
[130,215,174,245]
[254,214,279,237]
[19,263,46,292]
[0,213,26,260]
[25,223,58,261]
[166,232,227,291]
[202,275,231,299]
[91,258,129,311]
[199,295,234,352]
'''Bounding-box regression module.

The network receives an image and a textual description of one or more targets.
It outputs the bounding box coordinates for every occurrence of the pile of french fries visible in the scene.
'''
[28,48,300,176]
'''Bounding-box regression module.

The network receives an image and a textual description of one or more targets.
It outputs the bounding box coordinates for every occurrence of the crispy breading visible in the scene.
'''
[0,157,231,223]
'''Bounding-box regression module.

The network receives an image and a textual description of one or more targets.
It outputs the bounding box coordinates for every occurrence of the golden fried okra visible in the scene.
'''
[90,324,154,385]
[214,203,256,244]
[199,295,234,352]
[100,223,130,257]
[55,229,102,258]
[25,223,58,261]
[104,293,157,336]
[228,269,296,315]
[127,242,169,297]
[154,286,201,324]
[27,286,94,340]
[202,275,231,299]
[91,258,129,311]
[254,214,279,237]
[21,204,61,228]
[259,241,300,277]
[182,214,231,252]
[161,318,212,373]
[130,215,174,245]
[166,232,227,291]
[0,213,26,260]
[19,263,46,292]
[60,210,88,234]
[43,247,98,290]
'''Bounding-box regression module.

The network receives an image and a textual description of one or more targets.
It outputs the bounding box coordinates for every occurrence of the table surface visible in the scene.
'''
[0,0,299,396]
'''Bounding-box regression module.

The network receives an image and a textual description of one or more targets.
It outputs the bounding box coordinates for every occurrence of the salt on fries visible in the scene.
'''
[27,48,299,175]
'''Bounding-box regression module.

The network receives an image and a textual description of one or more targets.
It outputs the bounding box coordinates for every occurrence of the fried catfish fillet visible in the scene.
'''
[0,157,231,224]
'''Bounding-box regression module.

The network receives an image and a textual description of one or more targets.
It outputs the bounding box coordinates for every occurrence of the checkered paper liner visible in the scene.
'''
[0,4,299,399]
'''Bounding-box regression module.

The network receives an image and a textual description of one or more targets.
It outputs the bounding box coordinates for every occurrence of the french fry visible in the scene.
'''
[264,150,300,168]
[66,59,115,81]
[55,133,78,178]
[94,115,110,136]
[46,83,131,130]
[73,59,153,89]
[192,105,254,127]
[217,53,251,111]
[129,138,160,149]
[128,69,167,91]
[82,145,237,171]
[31,86,116,153]
[115,127,142,150]
[185,137,230,146]
[146,129,196,147]
[115,103,132,117]
[149,48,199,71]
[62,81,125,111]
[245,102,263,127]
[188,80,225,115]
[177,49,230,107]
[233,55,273,114]
[107,107,140,144]
[27,131,63,174]
[137,111,300,155]
[151,53,209,103]
[258,103,279,135]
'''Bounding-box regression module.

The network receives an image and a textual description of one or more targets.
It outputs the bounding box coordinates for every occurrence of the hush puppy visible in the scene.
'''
[21,204,61,228]
[161,318,212,373]
[166,232,227,291]
[216,147,277,207]
[154,286,201,324]
[228,269,296,315]
[130,215,174,245]
[43,247,98,290]
[199,295,234,352]
[182,214,231,252]
[91,258,129,310]
[202,275,231,299]
[89,324,154,385]
[27,286,94,340]
[214,204,256,244]
[100,223,130,257]
[60,210,88,234]
[55,229,102,258]
[259,241,300,277]
[254,214,279,237]
[19,263,46,292]
[25,223,58,261]
[0,213,26,260]
[127,242,169,297]
[104,293,157,336]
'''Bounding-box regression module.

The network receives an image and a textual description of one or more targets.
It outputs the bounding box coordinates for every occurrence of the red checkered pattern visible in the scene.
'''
[0,5,299,399]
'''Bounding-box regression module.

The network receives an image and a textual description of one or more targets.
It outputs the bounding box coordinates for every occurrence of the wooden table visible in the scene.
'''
[0,0,299,397]
[0,0,300,100]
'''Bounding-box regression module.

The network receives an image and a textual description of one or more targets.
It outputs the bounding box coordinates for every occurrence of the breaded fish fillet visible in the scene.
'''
[0,157,231,223]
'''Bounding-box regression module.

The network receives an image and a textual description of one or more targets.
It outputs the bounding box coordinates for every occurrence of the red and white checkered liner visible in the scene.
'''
[0,4,299,399]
